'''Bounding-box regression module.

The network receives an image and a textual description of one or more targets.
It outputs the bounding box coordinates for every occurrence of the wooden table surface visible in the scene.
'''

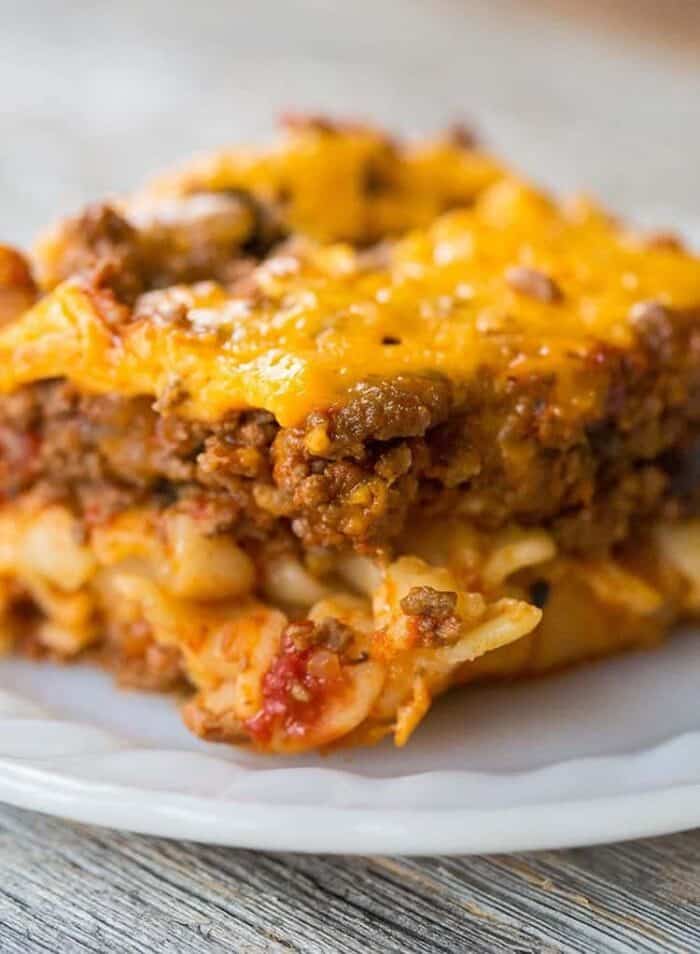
[1,804,699,953]
[1,1,700,951]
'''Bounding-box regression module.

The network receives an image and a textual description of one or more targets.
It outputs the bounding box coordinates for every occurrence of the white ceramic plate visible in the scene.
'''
[1,626,699,855]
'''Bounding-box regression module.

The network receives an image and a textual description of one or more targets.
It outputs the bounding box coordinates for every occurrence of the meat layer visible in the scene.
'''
[1,349,698,559]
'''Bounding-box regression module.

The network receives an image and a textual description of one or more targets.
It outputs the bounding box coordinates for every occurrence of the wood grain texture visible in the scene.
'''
[0,804,698,953]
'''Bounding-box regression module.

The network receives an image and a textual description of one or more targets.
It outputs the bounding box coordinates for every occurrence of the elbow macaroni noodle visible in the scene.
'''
[0,495,698,753]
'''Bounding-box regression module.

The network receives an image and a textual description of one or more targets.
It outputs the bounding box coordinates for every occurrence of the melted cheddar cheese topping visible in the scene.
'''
[139,121,504,244]
[34,121,505,289]
[4,178,700,426]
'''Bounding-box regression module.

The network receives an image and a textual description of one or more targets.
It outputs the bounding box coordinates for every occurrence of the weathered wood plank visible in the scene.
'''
[0,805,698,953]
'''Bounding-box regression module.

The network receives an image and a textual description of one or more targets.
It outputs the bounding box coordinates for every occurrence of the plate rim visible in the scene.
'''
[1,756,699,854]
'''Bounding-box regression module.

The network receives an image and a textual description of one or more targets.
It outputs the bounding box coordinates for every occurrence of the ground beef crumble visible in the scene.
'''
[41,192,286,304]
[400,585,462,646]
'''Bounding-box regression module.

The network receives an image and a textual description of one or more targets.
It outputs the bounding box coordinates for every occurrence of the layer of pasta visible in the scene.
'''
[1,495,697,753]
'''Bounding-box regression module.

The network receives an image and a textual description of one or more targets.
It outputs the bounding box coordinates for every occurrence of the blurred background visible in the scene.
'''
[1,0,699,244]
